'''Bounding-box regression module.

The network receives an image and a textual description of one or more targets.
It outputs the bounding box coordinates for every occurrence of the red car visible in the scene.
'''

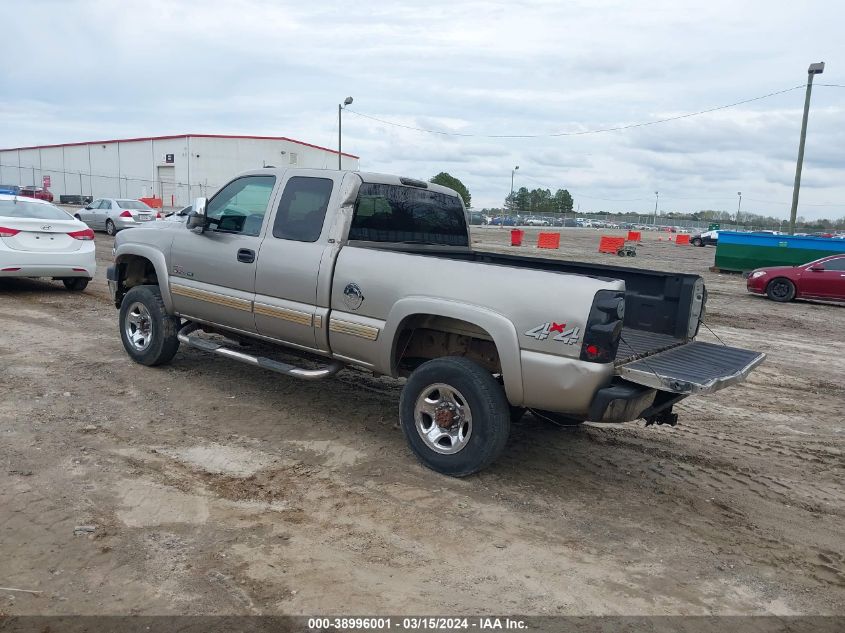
[747,254,845,302]
[19,186,54,202]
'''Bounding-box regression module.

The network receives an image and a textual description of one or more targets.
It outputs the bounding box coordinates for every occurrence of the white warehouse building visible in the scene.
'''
[0,134,360,207]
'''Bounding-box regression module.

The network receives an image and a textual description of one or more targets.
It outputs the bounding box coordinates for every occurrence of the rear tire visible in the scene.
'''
[399,357,511,477]
[119,285,180,366]
[692,237,703,247]
[62,278,89,292]
[766,278,796,303]
[106,219,116,236]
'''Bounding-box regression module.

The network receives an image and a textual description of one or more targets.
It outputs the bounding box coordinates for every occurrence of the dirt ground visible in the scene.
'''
[0,226,842,616]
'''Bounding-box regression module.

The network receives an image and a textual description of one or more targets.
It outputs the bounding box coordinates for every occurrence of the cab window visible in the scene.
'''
[824,258,845,271]
[272,176,333,242]
[206,175,276,236]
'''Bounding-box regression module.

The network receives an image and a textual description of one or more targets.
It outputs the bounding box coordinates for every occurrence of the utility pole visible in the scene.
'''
[736,191,742,225]
[789,62,825,235]
[338,96,353,170]
[509,165,519,223]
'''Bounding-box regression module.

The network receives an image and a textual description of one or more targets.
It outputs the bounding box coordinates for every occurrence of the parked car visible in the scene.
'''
[691,229,719,247]
[524,216,550,227]
[490,216,517,226]
[468,211,487,226]
[0,185,21,196]
[75,198,159,235]
[107,167,764,477]
[20,186,54,202]
[0,194,95,290]
[746,254,845,303]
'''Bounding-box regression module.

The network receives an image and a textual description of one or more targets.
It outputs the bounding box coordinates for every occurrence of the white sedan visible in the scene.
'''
[0,194,96,291]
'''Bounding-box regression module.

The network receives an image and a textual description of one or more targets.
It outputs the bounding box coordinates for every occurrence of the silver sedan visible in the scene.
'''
[75,198,160,235]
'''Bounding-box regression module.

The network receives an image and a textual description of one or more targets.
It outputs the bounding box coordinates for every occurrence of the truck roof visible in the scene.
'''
[247,167,461,200]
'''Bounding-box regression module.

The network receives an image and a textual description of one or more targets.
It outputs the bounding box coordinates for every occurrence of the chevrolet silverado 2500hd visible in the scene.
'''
[107,168,764,476]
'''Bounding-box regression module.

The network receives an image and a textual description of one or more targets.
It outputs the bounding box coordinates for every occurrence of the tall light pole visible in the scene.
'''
[736,191,742,225]
[338,96,353,170]
[510,165,519,217]
[652,191,659,226]
[789,62,825,235]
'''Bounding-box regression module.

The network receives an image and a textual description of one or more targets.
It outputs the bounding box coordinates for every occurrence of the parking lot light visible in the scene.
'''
[338,96,353,170]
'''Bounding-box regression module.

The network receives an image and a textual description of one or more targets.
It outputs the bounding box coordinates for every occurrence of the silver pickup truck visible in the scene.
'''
[107,168,764,476]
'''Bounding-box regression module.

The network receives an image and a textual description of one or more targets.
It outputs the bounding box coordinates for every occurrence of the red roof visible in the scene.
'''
[0,133,359,159]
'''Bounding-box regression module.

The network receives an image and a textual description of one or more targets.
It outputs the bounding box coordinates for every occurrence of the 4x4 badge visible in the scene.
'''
[524,322,581,345]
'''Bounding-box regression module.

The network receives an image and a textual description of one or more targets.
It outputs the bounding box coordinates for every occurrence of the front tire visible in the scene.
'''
[62,278,89,291]
[766,278,796,303]
[105,219,117,236]
[119,285,180,366]
[399,357,511,477]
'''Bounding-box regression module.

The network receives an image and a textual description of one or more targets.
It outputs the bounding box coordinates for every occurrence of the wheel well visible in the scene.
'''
[393,314,502,377]
[113,255,159,307]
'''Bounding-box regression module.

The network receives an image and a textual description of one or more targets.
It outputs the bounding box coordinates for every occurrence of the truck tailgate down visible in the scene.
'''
[616,342,765,395]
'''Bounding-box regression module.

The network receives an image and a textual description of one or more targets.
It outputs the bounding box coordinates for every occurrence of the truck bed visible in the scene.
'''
[381,247,704,357]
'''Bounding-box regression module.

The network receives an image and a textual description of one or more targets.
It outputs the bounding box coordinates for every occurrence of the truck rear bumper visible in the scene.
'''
[586,380,685,423]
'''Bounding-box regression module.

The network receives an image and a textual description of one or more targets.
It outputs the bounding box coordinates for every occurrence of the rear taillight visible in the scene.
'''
[119,210,132,218]
[0,226,21,237]
[68,228,95,240]
[580,290,625,363]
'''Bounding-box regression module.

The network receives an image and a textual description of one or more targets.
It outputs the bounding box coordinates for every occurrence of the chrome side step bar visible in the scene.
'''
[177,324,343,381]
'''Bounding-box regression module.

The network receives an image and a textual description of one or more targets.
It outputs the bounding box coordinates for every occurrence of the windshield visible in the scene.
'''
[117,200,152,209]
[350,183,468,246]
[0,199,72,220]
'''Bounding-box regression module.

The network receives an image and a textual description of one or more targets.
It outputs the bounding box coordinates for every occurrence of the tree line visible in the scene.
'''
[505,187,574,214]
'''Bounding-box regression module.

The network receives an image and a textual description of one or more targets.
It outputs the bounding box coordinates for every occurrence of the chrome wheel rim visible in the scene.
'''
[125,302,153,351]
[106,221,115,235]
[414,383,472,455]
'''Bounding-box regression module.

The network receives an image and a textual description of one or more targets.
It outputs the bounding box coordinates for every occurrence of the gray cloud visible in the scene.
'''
[1,0,843,219]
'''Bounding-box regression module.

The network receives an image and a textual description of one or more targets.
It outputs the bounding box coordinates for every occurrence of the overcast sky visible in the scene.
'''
[2,0,843,218]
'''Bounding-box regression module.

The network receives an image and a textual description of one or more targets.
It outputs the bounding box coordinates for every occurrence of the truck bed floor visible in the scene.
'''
[615,328,684,364]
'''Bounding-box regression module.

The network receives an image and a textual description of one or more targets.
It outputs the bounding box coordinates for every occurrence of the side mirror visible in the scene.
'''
[187,197,208,232]
[808,264,825,272]
[85,205,92,210]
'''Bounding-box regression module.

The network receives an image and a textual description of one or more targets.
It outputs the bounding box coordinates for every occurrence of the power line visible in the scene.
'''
[346,84,811,139]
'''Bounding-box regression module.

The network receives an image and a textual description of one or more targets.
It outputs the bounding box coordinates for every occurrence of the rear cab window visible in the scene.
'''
[350,183,468,246]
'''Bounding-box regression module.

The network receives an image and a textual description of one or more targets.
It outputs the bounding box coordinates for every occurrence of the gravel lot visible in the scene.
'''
[1,226,843,616]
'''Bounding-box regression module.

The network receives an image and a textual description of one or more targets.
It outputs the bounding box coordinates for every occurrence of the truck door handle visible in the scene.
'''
[237,248,255,263]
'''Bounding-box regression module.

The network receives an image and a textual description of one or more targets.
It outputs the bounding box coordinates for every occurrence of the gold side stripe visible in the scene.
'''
[314,315,323,329]
[254,303,313,326]
[329,318,379,341]
[171,284,253,312]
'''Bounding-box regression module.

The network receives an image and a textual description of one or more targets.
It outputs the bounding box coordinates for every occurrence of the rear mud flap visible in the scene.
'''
[616,341,765,395]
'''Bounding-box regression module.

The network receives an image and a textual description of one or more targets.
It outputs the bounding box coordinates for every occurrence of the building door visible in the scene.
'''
[157,166,177,207]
